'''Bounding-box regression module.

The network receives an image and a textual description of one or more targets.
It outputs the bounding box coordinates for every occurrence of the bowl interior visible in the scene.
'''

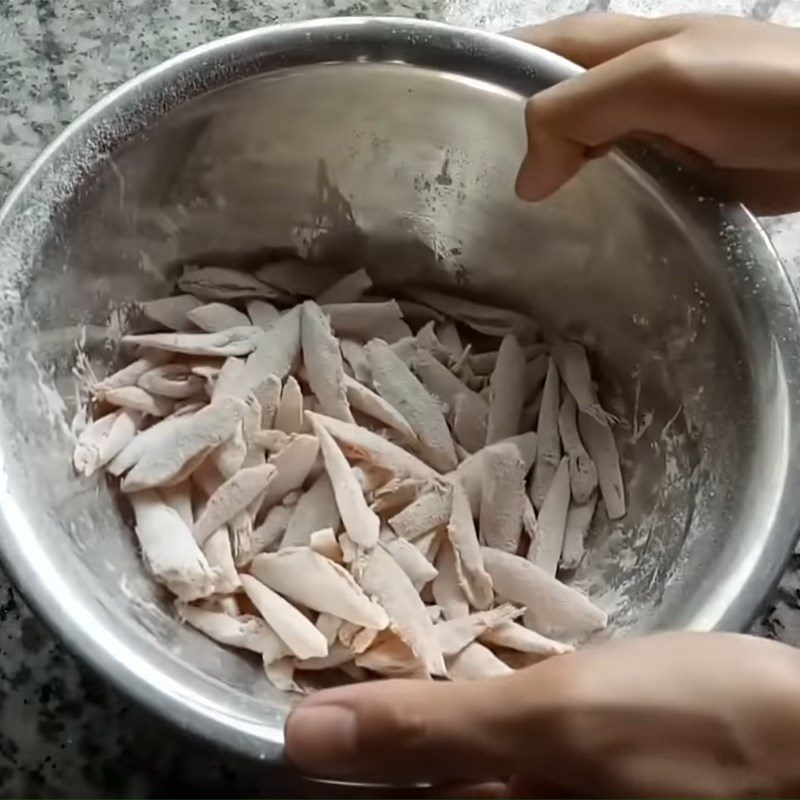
[0,38,797,760]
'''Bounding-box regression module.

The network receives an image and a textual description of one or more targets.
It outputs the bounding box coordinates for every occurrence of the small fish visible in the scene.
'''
[402,288,539,341]
[366,339,457,472]
[307,414,379,548]
[309,413,436,482]
[123,327,262,358]
[187,302,251,333]
[552,340,615,424]
[558,394,599,504]
[129,490,217,601]
[202,526,242,594]
[301,300,354,423]
[344,373,418,444]
[434,603,522,658]
[432,539,470,620]
[578,410,626,520]
[447,479,493,610]
[479,620,574,657]
[139,362,205,400]
[354,544,446,677]
[527,456,570,576]
[240,573,328,660]
[178,265,287,301]
[243,305,301,390]
[486,334,526,444]
[482,547,607,639]
[323,301,411,343]
[412,347,485,419]
[389,484,451,540]
[176,602,286,655]
[100,385,174,417]
[139,295,202,330]
[281,472,341,548]
[479,442,526,554]
[194,464,276,545]
[94,348,173,392]
[110,396,246,491]
[451,392,488,454]
[251,548,389,629]
[456,432,538,515]
[73,409,139,477]
[531,358,562,510]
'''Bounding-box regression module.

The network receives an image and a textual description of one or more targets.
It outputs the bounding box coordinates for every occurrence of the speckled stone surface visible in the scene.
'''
[1,0,800,795]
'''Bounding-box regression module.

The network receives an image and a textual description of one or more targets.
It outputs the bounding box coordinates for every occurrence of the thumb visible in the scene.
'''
[511,14,698,202]
[515,36,689,201]
[509,13,690,68]
[284,674,534,784]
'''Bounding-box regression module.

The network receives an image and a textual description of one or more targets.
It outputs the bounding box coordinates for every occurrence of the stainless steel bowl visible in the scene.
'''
[1,17,800,763]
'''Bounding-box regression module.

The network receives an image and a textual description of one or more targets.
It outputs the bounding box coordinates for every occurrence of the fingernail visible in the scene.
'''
[285,704,358,774]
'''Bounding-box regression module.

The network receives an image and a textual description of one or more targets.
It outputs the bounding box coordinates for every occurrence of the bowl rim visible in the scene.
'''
[1,14,799,766]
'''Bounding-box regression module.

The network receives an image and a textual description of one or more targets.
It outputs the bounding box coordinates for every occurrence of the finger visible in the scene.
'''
[718,167,800,215]
[284,674,537,785]
[515,40,693,200]
[508,13,691,68]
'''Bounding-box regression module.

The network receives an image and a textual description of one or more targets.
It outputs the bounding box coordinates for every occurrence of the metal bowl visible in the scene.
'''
[1,17,800,763]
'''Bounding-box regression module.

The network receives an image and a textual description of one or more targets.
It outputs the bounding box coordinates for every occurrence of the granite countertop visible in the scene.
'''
[1,0,800,795]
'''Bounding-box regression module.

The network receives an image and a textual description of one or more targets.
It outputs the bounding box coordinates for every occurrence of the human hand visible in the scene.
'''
[285,632,800,797]
[512,14,800,214]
